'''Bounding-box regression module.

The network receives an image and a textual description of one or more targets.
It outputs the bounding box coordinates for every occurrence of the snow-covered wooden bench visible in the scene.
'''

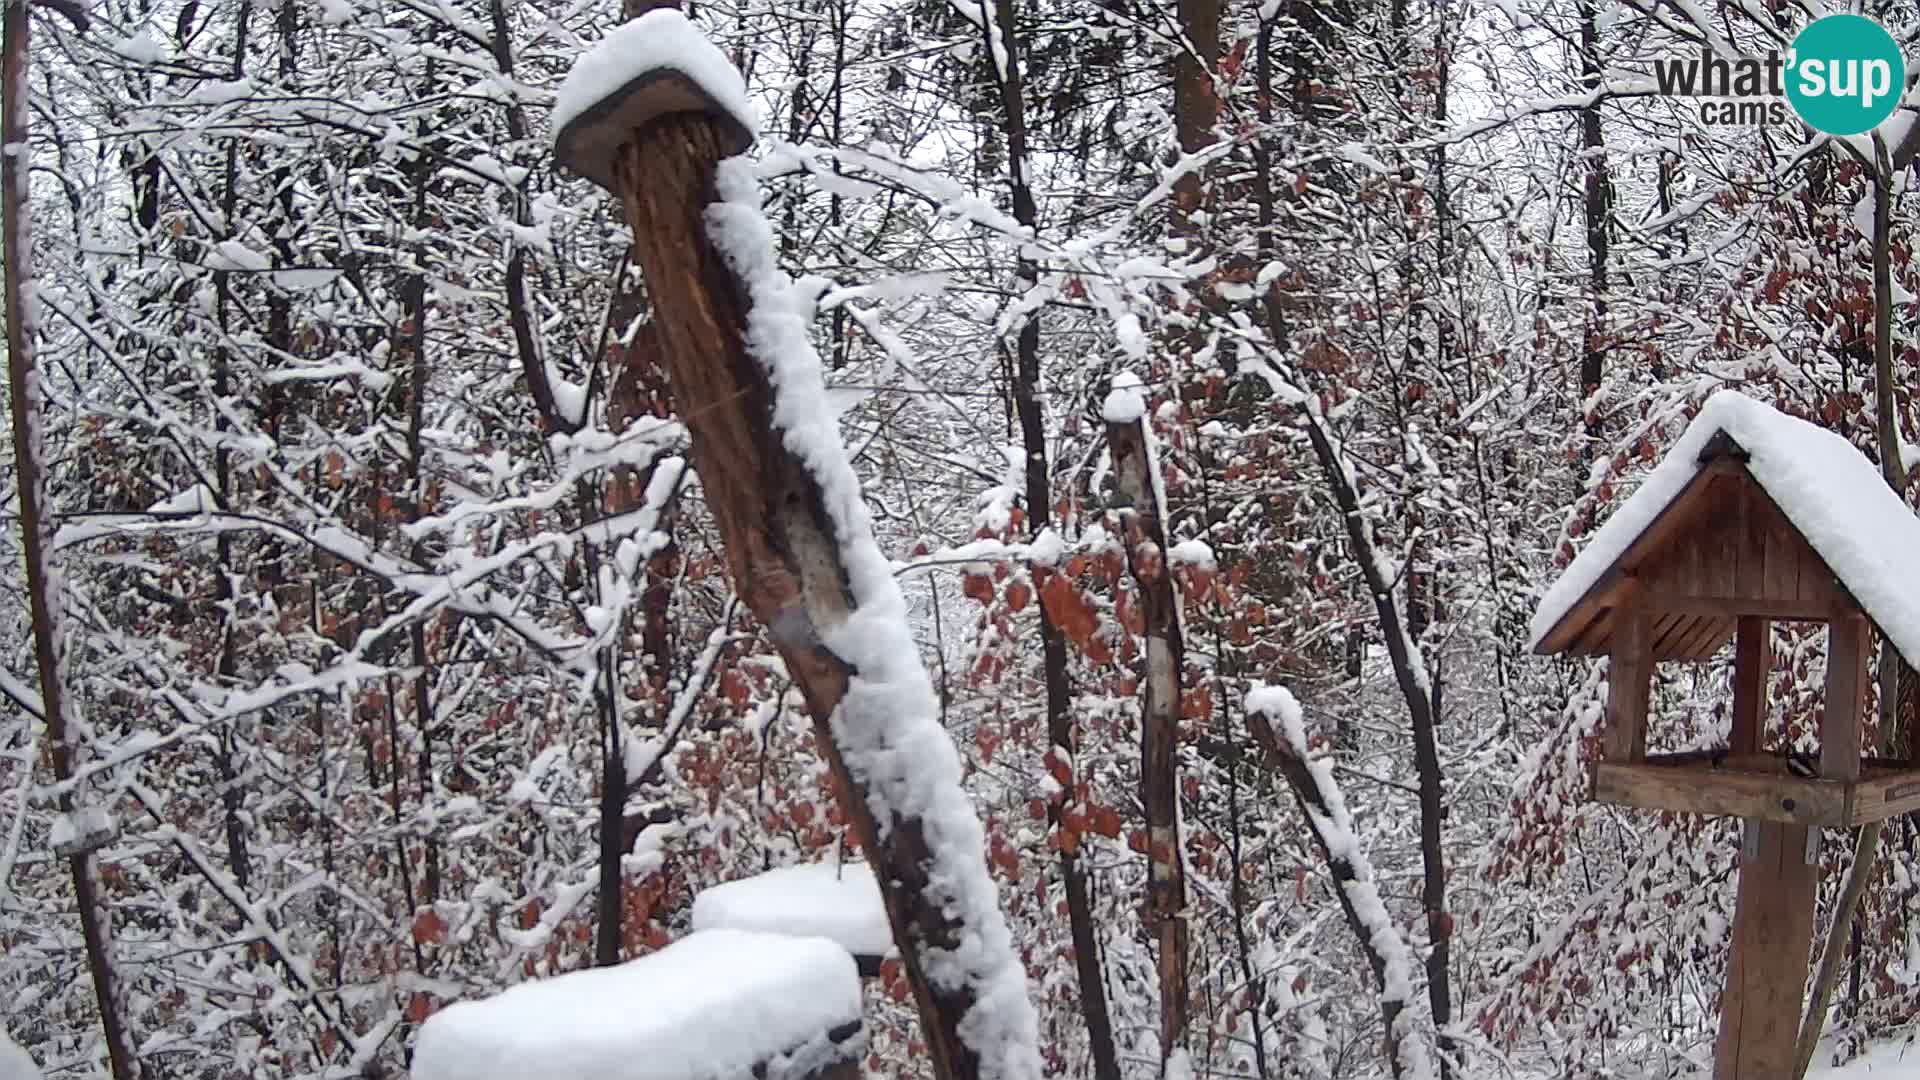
[691,863,891,977]
[411,930,865,1080]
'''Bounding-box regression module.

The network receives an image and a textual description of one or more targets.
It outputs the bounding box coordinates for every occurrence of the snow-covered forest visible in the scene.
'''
[2,0,1918,1075]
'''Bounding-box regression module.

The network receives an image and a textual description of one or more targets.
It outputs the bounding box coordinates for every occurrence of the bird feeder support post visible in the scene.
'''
[1729,616,1770,758]
[1604,610,1651,763]
[1823,614,1869,782]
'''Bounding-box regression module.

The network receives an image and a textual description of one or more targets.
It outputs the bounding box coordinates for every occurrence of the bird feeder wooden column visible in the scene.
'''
[1532,403,1920,1080]
[553,41,994,1080]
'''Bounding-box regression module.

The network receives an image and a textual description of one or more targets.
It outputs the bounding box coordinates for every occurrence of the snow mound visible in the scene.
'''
[0,1034,39,1080]
[411,929,863,1080]
[1530,390,1920,668]
[1102,371,1146,424]
[691,862,892,960]
[550,10,758,148]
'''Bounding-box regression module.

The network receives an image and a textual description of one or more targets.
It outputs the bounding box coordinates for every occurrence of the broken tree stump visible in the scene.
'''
[551,12,1039,1080]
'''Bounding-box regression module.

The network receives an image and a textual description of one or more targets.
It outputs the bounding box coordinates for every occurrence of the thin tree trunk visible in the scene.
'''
[3,7,139,1076]
[987,0,1121,1072]
[1106,402,1190,1064]
[1578,0,1609,442]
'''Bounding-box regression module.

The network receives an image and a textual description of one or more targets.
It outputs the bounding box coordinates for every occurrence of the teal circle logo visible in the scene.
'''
[1786,14,1905,135]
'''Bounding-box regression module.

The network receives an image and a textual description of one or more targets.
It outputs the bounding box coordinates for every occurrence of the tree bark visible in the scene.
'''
[1578,0,1610,442]
[3,6,140,1076]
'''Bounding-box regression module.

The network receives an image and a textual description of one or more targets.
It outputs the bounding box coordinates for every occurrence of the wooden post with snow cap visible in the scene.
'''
[551,13,1039,1080]
[1102,372,1190,1064]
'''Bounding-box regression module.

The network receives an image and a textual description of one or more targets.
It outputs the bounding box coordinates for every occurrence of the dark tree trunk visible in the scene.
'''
[987,0,1122,1072]
[3,6,140,1076]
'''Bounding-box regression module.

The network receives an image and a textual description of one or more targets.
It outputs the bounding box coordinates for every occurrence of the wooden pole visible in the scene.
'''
[600,112,991,1080]
[1715,823,1818,1080]
[1603,610,1651,763]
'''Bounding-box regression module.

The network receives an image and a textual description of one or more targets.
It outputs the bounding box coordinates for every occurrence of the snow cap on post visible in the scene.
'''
[551,9,758,193]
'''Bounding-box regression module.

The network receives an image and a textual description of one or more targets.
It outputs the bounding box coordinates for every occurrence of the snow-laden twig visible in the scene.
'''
[1246,685,1438,1080]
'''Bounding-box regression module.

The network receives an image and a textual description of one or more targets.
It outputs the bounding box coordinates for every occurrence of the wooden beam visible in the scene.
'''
[1729,617,1770,757]
[1632,596,1841,620]
[1847,767,1920,825]
[1592,762,1849,826]
[1604,611,1652,763]
[1714,823,1817,1080]
[1823,615,1870,782]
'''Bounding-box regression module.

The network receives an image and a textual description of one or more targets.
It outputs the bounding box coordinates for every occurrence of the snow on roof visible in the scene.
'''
[411,929,862,1080]
[550,9,759,150]
[690,862,892,959]
[1529,390,1920,667]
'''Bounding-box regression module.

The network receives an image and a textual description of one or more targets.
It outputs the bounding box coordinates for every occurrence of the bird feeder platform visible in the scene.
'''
[1593,753,1920,827]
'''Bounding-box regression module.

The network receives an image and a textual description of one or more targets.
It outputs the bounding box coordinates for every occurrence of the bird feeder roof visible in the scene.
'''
[1530,390,1920,667]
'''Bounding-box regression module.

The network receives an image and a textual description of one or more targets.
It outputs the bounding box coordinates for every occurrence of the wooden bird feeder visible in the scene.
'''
[1531,391,1920,1079]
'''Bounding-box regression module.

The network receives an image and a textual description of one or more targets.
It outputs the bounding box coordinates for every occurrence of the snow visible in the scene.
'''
[1168,539,1215,570]
[704,156,1042,1080]
[1809,1037,1920,1076]
[1529,390,1920,669]
[1102,370,1147,424]
[411,930,863,1080]
[205,240,271,273]
[0,1033,39,1080]
[50,805,113,852]
[691,862,892,959]
[117,27,168,64]
[550,10,759,149]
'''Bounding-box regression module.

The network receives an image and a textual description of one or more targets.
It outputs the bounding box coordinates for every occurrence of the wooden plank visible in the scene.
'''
[1570,604,1617,657]
[1738,480,1769,607]
[1714,822,1818,1080]
[1730,617,1771,757]
[1651,612,1697,659]
[1712,475,1740,598]
[1676,616,1734,661]
[1605,611,1652,763]
[1823,615,1869,782]
[1592,762,1849,826]
[1763,516,1800,609]
[1848,767,1920,824]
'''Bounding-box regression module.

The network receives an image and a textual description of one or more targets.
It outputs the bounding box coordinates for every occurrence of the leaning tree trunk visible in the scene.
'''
[610,118,1028,1080]
[2,5,140,1077]
[552,64,1039,1071]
